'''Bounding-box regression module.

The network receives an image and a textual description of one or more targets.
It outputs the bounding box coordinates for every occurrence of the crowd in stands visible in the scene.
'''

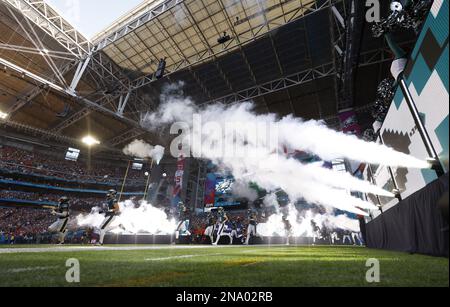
[0,145,146,185]
[0,207,53,241]
[0,190,103,211]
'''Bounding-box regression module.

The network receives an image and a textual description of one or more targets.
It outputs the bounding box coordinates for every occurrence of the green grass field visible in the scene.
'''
[0,245,448,287]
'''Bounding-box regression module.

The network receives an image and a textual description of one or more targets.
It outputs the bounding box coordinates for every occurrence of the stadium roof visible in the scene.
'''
[0,0,416,157]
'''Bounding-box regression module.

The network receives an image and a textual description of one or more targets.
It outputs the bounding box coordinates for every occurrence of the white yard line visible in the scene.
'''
[145,254,198,261]
[145,253,224,261]
[7,266,59,273]
[0,245,276,254]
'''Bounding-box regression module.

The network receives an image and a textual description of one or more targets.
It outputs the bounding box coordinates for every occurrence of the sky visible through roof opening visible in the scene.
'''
[46,0,144,40]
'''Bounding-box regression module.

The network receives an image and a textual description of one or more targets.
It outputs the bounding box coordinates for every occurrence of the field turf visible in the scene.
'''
[0,245,448,287]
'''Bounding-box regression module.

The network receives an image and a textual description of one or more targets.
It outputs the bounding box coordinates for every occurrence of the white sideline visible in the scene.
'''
[0,244,278,254]
[8,266,59,273]
[145,253,224,261]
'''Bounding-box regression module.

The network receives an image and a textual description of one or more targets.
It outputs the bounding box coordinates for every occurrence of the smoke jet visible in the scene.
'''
[138,85,429,215]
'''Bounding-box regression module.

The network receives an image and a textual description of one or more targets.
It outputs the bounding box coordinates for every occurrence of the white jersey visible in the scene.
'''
[48,217,69,233]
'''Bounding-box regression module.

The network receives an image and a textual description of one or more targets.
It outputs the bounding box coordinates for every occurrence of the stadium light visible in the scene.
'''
[0,110,8,120]
[81,135,100,146]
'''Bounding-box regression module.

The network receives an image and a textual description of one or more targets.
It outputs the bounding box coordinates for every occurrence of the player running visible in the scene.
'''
[204,212,216,244]
[175,202,191,243]
[311,220,322,245]
[282,215,292,246]
[244,209,258,245]
[47,196,70,245]
[97,189,120,246]
[212,207,228,245]
[230,217,244,244]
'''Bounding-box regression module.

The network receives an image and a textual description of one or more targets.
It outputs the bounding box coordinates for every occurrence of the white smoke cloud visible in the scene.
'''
[139,84,430,215]
[231,180,258,201]
[257,204,360,237]
[76,200,177,235]
[263,193,279,209]
[123,139,165,164]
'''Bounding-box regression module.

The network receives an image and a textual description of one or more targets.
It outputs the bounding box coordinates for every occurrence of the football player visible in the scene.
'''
[175,202,191,242]
[311,220,322,245]
[204,212,216,244]
[230,217,244,244]
[212,207,228,245]
[282,215,292,246]
[48,196,70,245]
[97,189,120,246]
[244,209,257,245]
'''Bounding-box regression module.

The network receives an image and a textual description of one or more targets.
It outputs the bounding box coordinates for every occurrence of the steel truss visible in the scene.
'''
[0,117,123,154]
[328,0,347,111]
[3,0,92,58]
[198,46,393,108]
[94,0,184,51]
[54,0,342,132]
[0,57,143,130]
[337,0,365,110]
[200,63,335,106]
[127,0,341,92]
[6,60,78,116]
[108,47,394,146]
[2,0,398,152]
[1,117,80,145]
[106,128,144,148]
[2,0,151,129]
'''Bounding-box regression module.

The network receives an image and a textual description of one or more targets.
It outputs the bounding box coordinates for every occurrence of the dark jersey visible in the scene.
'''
[56,203,69,219]
[248,213,257,226]
[105,198,118,216]
[217,211,227,223]
[179,210,190,221]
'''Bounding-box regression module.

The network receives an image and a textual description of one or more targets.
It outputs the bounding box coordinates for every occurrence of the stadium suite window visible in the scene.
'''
[333,163,346,172]
[65,148,80,162]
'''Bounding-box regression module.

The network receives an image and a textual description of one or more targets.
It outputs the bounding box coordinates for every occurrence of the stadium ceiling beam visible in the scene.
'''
[109,47,393,148]
[3,0,149,123]
[5,3,70,88]
[2,0,92,58]
[252,0,297,114]
[199,47,394,107]
[196,0,236,94]
[328,0,347,113]
[45,56,152,135]
[49,50,152,133]
[0,57,145,131]
[0,7,79,116]
[337,0,365,110]
[216,0,271,111]
[118,0,342,92]
[0,117,117,153]
[0,118,125,155]
[0,43,75,61]
[92,128,145,155]
[5,60,77,117]
[200,63,336,106]
[151,15,214,100]
[181,1,236,96]
[94,0,183,51]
